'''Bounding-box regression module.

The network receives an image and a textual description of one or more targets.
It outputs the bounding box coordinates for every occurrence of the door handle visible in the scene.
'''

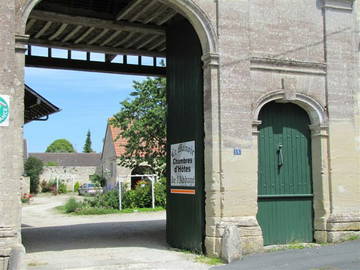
[277,144,284,167]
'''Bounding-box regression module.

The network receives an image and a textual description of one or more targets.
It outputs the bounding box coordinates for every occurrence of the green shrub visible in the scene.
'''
[64,197,81,213]
[74,181,80,192]
[58,182,67,194]
[155,177,166,208]
[24,157,44,194]
[45,161,58,166]
[85,189,119,209]
[90,174,106,187]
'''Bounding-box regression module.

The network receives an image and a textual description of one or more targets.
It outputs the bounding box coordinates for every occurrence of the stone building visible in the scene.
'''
[0,0,360,268]
[98,123,132,190]
[29,152,101,190]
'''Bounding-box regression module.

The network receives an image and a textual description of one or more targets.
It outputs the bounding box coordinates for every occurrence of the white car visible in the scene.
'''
[78,183,103,196]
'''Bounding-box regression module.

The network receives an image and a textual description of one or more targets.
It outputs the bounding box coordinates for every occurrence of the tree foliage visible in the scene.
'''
[110,77,166,175]
[24,156,44,194]
[46,139,76,153]
[83,130,93,153]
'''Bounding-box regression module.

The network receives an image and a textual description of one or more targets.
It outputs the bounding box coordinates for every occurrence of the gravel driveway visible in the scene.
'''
[22,194,211,270]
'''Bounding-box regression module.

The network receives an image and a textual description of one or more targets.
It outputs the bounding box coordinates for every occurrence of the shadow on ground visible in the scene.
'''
[22,219,167,253]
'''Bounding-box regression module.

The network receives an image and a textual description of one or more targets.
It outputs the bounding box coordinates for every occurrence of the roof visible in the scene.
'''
[24,84,61,124]
[108,125,127,157]
[29,152,101,167]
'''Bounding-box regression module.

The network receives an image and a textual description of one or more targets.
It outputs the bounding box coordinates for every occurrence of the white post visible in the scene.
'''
[151,175,155,209]
[118,179,122,210]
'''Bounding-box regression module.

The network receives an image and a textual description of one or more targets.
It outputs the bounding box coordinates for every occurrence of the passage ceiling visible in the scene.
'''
[26,0,180,58]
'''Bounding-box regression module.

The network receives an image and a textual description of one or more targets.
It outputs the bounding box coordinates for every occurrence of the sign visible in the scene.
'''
[171,140,195,187]
[0,95,10,127]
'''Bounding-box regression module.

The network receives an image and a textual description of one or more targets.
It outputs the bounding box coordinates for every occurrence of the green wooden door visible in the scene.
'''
[166,18,204,252]
[257,102,313,245]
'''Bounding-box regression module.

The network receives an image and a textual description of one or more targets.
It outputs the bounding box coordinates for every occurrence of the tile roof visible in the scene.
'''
[109,125,127,157]
[29,153,101,167]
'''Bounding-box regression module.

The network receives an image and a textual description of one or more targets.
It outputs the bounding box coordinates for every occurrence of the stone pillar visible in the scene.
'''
[214,0,263,255]
[202,53,223,256]
[0,1,27,269]
[322,0,360,241]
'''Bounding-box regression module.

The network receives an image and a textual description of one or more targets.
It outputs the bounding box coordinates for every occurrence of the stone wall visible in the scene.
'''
[39,166,97,190]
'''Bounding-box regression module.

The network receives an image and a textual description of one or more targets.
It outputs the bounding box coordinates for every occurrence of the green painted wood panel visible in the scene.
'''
[257,102,313,245]
[166,18,204,252]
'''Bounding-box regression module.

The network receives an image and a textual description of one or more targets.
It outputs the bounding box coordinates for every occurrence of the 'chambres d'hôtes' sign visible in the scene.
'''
[170,141,195,187]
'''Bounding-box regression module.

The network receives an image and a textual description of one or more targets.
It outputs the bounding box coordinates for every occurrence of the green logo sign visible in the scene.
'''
[0,96,9,124]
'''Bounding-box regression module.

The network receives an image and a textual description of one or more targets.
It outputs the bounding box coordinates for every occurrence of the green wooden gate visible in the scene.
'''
[257,102,314,245]
[166,18,205,252]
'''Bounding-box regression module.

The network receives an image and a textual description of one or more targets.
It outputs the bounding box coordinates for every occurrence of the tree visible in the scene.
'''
[110,77,166,175]
[24,156,44,194]
[83,130,93,153]
[46,139,76,153]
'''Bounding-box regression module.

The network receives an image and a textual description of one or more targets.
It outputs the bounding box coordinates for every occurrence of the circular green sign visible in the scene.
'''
[0,97,9,124]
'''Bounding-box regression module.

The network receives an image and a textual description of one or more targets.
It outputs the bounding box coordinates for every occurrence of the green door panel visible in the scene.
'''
[257,102,313,245]
[166,18,204,252]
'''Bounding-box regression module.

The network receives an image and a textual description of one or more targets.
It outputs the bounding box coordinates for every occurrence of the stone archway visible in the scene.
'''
[12,0,222,261]
[253,90,330,244]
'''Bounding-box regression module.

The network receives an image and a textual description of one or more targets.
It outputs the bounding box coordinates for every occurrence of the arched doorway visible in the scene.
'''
[257,101,314,245]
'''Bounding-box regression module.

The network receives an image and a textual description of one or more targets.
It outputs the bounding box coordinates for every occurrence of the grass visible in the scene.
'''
[344,234,360,241]
[55,205,164,215]
[265,242,319,252]
[28,262,48,267]
[170,248,224,266]
[195,255,224,265]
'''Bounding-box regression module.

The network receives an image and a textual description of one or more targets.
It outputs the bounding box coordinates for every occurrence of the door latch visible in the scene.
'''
[277,144,284,167]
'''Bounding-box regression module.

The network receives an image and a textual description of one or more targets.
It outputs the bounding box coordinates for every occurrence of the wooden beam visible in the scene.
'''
[157,11,177,25]
[25,55,166,77]
[87,29,109,45]
[62,25,83,42]
[29,10,165,36]
[136,35,159,50]
[26,19,37,33]
[116,0,143,21]
[143,5,168,24]
[74,27,96,44]
[113,32,136,48]
[148,38,165,51]
[124,33,145,49]
[34,21,52,39]
[100,30,122,46]
[28,38,166,57]
[48,24,68,41]
[130,1,158,22]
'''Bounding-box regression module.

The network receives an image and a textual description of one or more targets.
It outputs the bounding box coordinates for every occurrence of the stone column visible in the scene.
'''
[214,0,263,255]
[202,52,223,256]
[0,1,27,269]
[322,0,360,241]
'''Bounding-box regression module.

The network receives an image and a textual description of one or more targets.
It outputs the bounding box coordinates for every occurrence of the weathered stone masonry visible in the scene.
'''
[0,0,359,268]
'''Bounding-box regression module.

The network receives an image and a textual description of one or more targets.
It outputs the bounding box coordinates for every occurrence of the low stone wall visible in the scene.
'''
[40,166,97,190]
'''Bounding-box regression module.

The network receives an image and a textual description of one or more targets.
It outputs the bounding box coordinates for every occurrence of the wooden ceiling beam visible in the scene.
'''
[136,35,159,50]
[74,27,96,44]
[143,5,168,24]
[62,25,83,42]
[28,38,165,57]
[148,38,165,51]
[48,23,68,41]
[116,0,143,21]
[124,33,145,49]
[34,21,52,39]
[100,30,122,46]
[130,1,158,22]
[87,29,109,45]
[30,10,165,36]
[157,11,177,25]
[26,19,37,33]
[113,32,136,48]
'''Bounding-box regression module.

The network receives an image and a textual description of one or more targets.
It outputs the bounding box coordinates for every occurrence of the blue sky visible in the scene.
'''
[25,66,147,153]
